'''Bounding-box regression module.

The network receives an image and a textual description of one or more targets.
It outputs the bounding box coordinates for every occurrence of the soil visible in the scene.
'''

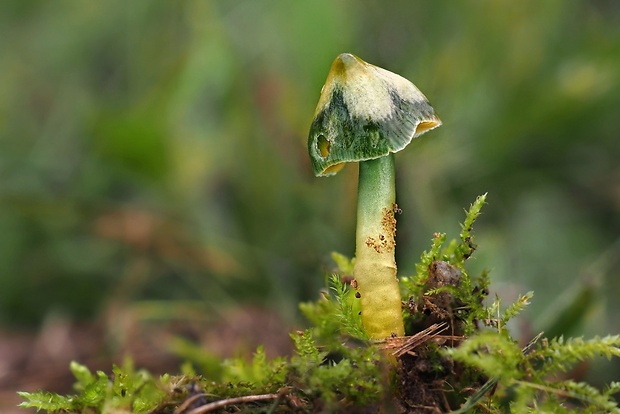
[1,306,292,414]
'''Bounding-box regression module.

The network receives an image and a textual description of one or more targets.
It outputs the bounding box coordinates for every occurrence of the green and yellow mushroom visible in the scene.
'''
[308,53,441,340]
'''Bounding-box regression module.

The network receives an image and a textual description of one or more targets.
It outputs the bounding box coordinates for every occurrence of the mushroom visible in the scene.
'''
[308,53,441,340]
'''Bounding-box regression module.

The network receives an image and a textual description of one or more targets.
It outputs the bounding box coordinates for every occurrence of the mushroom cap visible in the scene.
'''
[308,53,441,177]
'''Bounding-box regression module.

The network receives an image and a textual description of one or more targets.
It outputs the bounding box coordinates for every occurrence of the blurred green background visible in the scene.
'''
[1,0,619,374]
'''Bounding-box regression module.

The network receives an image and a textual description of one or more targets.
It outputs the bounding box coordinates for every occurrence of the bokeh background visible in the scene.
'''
[1,0,619,407]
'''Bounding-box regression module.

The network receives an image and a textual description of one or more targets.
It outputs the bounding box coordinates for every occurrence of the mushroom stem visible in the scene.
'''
[354,153,405,339]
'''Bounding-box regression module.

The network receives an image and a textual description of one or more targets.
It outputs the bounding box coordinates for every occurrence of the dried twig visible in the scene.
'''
[173,393,207,414]
[182,393,281,414]
[390,323,452,358]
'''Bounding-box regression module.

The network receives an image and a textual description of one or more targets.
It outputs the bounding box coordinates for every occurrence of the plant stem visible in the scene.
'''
[354,153,405,339]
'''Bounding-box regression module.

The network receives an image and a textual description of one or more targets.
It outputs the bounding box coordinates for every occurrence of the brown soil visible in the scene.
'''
[1,306,291,414]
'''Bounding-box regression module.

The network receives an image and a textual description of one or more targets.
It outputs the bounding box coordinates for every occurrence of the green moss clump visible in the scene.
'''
[19,194,620,413]
[19,361,167,413]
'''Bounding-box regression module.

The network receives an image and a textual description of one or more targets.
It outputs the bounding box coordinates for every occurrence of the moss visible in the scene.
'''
[19,195,620,413]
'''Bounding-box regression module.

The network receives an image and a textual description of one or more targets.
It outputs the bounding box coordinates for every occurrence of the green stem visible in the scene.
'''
[354,153,405,339]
